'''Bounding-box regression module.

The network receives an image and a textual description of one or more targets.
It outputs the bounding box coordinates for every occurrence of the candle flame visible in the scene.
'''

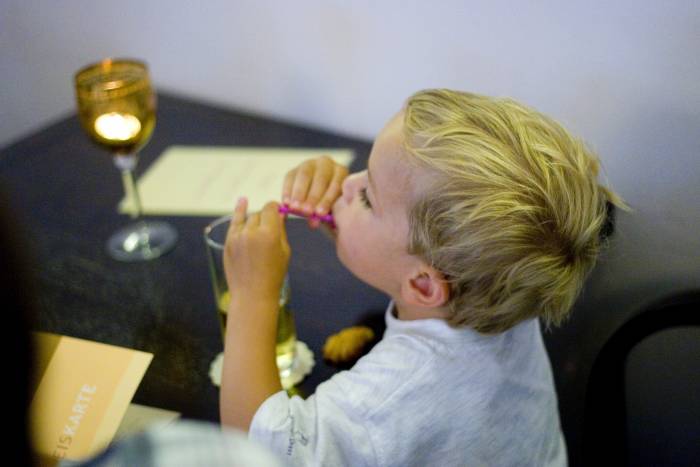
[94,112,141,141]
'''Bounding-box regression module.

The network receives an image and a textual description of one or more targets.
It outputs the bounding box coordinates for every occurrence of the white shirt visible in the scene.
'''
[250,302,567,466]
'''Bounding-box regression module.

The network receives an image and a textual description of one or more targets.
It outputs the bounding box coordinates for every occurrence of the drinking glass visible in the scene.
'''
[204,215,297,377]
[74,58,177,261]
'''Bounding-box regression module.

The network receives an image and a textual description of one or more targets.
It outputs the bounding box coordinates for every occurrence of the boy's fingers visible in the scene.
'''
[290,161,314,209]
[260,201,281,228]
[281,169,297,205]
[231,197,248,230]
[317,165,348,214]
[278,207,289,248]
[305,159,334,213]
[245,211,261,230]
[262,202,290,247]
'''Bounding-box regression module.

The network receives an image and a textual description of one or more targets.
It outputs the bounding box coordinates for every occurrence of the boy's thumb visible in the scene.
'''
[263,201,290,247]
[279,209,290,249]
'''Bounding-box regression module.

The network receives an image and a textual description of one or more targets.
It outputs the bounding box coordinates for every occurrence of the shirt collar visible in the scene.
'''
[383,300,499,346]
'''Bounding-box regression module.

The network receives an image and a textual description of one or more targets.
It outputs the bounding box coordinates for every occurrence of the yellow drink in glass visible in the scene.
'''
[217,289,297,376]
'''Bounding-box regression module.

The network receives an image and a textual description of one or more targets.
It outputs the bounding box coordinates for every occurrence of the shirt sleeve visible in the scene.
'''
[249,379,378,467]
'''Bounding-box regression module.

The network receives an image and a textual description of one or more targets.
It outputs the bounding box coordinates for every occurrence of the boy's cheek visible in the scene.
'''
[334,241,349,269]
[336,247,361,283]
[334,234,352,265]
[335,233,363,269]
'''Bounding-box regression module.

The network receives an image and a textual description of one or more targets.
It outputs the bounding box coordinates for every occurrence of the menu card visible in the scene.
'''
[30,332,153,463]
[119,146,355,216]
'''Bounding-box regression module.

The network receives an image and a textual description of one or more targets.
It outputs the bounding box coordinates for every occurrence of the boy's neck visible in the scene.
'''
[393,300,450,321]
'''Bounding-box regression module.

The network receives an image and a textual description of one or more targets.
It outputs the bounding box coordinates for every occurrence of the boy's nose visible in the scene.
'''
[341,173,357,203]
[341,172,364,204]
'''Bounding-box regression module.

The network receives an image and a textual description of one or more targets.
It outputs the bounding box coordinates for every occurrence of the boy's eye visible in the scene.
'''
[359,187,372,209]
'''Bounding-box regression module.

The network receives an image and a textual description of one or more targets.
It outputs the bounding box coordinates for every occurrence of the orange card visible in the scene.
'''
[30,332,153,462]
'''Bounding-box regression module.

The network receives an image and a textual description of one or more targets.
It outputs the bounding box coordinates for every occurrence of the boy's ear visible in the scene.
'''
[402,266,450,309]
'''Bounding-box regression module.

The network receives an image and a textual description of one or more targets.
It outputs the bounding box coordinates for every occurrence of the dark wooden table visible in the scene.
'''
[0,93,388,422]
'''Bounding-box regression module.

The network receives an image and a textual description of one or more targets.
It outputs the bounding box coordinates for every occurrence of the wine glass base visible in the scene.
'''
[107,220,178,262]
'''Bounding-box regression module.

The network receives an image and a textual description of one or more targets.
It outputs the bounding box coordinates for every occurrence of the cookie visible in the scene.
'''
[322,326,376,365]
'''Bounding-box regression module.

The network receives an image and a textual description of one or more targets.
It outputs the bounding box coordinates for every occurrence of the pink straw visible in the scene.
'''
[279,203,336,229]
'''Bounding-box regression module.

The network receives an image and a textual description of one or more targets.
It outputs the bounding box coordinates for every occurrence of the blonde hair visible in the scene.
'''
[403,89,627,334]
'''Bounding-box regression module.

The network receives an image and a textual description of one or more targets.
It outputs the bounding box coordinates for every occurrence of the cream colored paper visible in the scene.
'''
[30,332,153,462]
[119,146,355,216]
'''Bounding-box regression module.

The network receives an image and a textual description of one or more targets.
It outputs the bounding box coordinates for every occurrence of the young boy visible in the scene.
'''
[220,89,624,466]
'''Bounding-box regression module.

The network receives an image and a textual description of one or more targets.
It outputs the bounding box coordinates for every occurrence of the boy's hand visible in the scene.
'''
[282,155,348,228]
[224,198,290,304]
[221,198,287,431]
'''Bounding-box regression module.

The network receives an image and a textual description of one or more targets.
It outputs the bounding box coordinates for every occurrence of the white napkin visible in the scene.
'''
[209,341,315,389]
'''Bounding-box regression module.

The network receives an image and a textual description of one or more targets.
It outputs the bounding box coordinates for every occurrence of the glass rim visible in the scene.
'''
[203,215,233,250]
[75,58,150,99]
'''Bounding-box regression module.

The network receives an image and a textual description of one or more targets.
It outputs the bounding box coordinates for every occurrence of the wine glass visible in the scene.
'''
[74,58,177,261]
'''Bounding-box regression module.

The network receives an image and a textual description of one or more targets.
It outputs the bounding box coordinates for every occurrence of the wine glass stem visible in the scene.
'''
[114,155,143,220]
[121,168,144,219]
